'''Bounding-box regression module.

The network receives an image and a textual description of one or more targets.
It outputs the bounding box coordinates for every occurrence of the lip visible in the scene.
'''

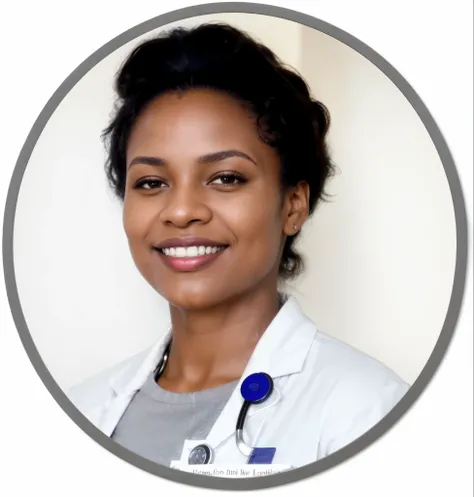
[154,246,228,272]
[155,236,227,249]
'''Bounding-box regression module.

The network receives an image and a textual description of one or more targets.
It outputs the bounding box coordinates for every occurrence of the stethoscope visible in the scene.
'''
[154,341,275,465]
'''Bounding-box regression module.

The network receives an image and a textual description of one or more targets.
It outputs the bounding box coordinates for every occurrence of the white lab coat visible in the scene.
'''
[68,296,410,469]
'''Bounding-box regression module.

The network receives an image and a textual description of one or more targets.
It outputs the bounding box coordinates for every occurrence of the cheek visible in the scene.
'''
[235,209,279,239]
[221,188,283,253]
[122,196,155,246]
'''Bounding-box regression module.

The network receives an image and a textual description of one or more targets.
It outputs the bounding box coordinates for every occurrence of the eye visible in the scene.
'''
[210,173,247,186]
[134,178,167,190]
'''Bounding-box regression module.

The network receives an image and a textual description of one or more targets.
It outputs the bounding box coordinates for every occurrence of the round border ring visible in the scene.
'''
[2,2,469,491]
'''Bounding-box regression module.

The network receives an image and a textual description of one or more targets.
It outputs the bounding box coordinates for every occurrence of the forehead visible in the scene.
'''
[126,89,272,161]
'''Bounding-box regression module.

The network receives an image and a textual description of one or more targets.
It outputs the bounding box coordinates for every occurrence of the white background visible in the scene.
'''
[0,0,472,496]
[11,11,455,391]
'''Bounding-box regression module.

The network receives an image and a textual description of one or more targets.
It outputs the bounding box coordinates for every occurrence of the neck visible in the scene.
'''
[158,285,282,392]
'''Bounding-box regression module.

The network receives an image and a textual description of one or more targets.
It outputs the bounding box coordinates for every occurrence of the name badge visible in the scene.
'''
[170,462,292,478]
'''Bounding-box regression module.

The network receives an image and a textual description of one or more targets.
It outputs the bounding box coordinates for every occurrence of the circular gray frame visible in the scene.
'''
[2,2,469,492]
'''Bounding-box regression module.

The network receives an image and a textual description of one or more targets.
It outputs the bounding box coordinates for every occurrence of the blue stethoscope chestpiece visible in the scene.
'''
[235,372,274,457]
[240,372,273,404]
[188,443,213,465]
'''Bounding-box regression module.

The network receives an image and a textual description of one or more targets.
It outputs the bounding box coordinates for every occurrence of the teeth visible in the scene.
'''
[186,246,198,257]
[175,247,186,257]
[161,246,225,258]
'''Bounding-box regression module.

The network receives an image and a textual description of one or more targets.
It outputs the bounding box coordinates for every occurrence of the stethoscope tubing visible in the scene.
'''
[155,342,275,463]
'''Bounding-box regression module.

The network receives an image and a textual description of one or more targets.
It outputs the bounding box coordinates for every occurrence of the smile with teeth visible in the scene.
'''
[160,246,226,258]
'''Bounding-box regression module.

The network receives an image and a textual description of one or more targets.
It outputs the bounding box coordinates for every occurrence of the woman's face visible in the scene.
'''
[124,89,301,310]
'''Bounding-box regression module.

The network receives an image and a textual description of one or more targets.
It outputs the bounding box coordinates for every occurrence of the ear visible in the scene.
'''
[282,181,310,236]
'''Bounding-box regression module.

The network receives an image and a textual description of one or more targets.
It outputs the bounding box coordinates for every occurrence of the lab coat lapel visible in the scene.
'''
[98,328,172,436]
[205,296,317,450]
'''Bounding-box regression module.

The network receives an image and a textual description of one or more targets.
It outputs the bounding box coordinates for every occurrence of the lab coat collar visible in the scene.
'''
[109,329,172,396]
[205,295,317,449]
[108,294,316,399]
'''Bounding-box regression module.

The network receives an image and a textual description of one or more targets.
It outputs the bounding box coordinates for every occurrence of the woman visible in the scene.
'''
[69,23,410,473]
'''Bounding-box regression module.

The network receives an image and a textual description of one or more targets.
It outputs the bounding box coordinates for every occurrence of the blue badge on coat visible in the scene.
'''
[248,447,276,464]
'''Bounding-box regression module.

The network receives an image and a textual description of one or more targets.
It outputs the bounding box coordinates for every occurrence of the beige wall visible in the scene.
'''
[294,26,455,382]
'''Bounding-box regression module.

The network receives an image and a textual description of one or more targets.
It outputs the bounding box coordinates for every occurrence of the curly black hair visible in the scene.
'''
[102,22,334,280]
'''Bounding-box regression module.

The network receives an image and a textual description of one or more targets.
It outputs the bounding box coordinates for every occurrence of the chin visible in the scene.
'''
[158,282,230,311]
[167,293,225,312]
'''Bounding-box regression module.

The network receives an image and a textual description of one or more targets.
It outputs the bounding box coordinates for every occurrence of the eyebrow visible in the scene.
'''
[127,149,257,169]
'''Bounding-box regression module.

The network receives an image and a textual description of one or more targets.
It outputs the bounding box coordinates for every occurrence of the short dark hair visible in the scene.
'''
[103,23,334,280]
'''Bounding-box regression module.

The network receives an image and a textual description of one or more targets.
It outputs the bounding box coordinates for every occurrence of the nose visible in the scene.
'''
[160,182,212,228]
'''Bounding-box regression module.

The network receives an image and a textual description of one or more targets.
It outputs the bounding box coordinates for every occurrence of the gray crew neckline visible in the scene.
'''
[140,372,240,404]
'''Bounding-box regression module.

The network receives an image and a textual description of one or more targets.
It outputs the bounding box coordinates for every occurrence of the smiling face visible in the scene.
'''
[123,88,303,310]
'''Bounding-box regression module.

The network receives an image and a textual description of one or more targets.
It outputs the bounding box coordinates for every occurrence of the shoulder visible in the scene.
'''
[67,346,152,411]
[308,329,409,394]
[283,294,409,402]
[302,328,410,454]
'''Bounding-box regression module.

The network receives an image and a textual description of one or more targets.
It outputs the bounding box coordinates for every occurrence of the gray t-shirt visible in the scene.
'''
[111,370,239,467]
